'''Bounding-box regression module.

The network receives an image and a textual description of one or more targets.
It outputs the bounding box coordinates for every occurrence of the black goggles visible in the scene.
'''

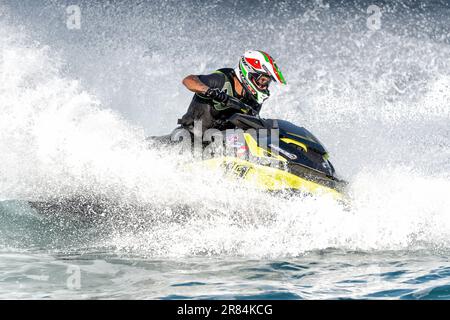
[250,73,273,90]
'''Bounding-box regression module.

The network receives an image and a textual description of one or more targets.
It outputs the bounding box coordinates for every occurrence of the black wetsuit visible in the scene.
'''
[178,68,261,133]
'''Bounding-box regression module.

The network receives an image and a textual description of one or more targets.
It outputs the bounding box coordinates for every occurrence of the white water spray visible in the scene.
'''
[1,1,449,257]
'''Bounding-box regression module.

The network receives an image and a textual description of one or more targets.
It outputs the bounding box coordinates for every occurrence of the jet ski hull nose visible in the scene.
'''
[198,156,348,201]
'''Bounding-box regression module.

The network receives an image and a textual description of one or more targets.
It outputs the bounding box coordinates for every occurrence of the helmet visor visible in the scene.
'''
[249,73,272,91]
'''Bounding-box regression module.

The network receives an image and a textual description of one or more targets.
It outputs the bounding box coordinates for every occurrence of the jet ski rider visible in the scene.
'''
[178,50,286,134]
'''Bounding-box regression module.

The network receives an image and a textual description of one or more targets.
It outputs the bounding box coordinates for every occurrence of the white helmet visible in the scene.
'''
[235,50,286,104]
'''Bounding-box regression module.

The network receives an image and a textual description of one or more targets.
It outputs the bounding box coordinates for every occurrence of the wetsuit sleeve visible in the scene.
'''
[197,73,226,93]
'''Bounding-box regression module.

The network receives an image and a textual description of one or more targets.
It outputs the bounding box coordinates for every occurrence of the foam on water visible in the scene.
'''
[0,1,449,259]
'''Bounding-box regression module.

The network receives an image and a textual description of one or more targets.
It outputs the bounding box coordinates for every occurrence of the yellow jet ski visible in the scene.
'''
[149,97,348,201]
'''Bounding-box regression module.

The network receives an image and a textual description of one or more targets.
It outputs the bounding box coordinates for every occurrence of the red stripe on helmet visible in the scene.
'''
[259,51,282,83]
[245,57,263,70]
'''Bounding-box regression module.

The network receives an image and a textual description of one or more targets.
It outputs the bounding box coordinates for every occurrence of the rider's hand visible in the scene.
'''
[204,88,229,103]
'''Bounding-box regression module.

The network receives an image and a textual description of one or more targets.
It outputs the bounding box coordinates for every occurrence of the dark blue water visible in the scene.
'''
[1,248,449,299]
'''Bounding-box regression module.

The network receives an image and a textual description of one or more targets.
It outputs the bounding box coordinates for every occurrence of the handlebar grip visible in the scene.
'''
[226,96,257,115]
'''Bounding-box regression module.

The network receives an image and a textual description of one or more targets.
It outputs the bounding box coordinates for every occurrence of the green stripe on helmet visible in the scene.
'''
[275,63,286,84]
[259,51,270,62]
[240,61,248,77]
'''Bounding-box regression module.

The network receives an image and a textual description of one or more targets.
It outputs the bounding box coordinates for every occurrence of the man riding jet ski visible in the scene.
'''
[178,50,286,133]
[149,51,347,200]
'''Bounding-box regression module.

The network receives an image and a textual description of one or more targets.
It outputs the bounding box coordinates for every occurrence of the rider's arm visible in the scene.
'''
[182,75,209,94]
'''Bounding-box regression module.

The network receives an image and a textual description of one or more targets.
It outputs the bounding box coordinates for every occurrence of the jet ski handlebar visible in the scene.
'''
[226,96,259,117]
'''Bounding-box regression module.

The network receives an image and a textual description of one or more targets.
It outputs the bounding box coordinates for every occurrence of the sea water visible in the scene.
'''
[0,0,449,299]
